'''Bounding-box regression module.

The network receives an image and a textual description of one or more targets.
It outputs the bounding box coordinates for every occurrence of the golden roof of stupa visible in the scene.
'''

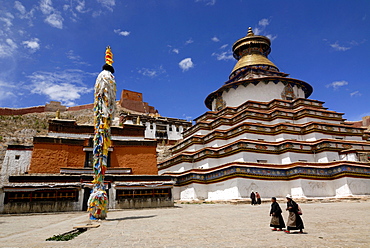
[231,27,277,75]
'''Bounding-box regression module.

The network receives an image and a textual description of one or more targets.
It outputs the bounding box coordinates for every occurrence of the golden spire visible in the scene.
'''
[105,46,113,66]
[247,27,254,36]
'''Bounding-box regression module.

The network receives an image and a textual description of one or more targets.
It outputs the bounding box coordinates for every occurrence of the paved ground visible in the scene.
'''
[0,201,369,247]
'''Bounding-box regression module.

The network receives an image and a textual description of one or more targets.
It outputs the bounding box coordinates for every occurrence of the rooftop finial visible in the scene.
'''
[247,27,254,37]
[105,46,113,66]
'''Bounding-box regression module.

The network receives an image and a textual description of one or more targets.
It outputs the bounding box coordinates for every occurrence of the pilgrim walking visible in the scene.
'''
[285,194,304,233]
[250,191,256,205]
[255,191,261,205]
[269,197,285,231]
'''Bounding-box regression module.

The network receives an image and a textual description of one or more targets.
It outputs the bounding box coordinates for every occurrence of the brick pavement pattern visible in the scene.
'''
[0,201,369,247]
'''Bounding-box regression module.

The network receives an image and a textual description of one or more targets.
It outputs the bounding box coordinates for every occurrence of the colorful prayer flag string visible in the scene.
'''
[88,46,116,220]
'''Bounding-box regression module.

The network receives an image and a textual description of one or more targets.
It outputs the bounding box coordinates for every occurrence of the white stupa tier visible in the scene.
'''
[159,28,370,201]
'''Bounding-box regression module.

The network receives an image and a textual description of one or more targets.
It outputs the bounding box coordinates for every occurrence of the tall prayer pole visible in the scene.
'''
[88,46,116,220]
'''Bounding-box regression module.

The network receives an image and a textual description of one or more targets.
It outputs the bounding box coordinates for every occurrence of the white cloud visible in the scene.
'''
[330,41,351,51]
[39,0,64,29]
[195,0,216,6]
[350,91,361,97]
[14,1,26,15]
[266,34,278,41]
[253,18,276,41]
[27,69,94,106]
[0,79,17,102]
[212,51,233,61]
[67,50,90,65]
[0,12,15,31]
[114,29,130,36]
[138,66,166,78]
[75,0,88,13]
[179,58,194,71]
[22,38,40,52]
[211,36,220,42]
[45,13,64,29]
[326,80,349,90]
[220,44,228,49]
[6,39,17,49]
[185,38,194,44]
[258,18,270,27]
[40,0,54,15]
[172,48,179,54]
[97,0,116,11]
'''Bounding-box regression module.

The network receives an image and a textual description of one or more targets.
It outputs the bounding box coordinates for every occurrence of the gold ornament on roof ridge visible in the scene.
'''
[247,27,254,36]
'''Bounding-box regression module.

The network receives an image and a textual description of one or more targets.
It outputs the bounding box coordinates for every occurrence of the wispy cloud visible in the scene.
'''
[0,12,15,32]
[0,39,18,58]
[27,69,95,106]
[326,80,348,90]
[211,36,220,42]
[179,58,194,71]
[350,91,361,97]
[185,38,194,44]
[195,0,216,6]
[22,38,40,53]
[114,29,130,36]
[14,1,35,24]
[330,41,351,51]
[97,0,116,12]
[212,51,233,61]
[258,18,269,27]
[138,66,166,78]
[253,18,277,41]
[66,50,90,66]
[172,48,179,54]
[40,0,64,29]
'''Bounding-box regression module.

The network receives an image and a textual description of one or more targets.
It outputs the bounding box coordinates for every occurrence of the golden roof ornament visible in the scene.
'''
[247,27,254,36]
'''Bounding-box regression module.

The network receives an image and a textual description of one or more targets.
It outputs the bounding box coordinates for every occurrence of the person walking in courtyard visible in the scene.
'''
[256,191,261,205]
[250,191,256,205]
[285,194,304,233]
[269,197,285,231]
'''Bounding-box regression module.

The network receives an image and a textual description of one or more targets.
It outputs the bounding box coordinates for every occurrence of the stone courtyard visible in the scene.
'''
[0,201,369,247]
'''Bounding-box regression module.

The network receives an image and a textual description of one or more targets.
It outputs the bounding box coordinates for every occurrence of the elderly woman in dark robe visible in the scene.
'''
[285,194,304,233]
[269,197,285,231]
[250,191,256,205]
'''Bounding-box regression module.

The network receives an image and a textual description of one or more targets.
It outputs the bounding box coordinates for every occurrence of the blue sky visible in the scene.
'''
[0,0,369,122]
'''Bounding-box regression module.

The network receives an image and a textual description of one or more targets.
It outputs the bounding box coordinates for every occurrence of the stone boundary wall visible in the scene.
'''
[67,103,94,112]
[0,106,45,115]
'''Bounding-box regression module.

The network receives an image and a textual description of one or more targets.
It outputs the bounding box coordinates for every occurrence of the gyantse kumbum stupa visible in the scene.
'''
[159,27,370,201]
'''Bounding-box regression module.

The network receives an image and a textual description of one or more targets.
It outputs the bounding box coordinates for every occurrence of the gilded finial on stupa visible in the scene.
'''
[247,27,254,36]
[105,46,113,66]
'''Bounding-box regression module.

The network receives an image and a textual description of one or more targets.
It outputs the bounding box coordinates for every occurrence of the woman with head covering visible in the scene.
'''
[269,197,285,231]
[255,192,261,205]
[285,194,304,233]
[250,191,256,205]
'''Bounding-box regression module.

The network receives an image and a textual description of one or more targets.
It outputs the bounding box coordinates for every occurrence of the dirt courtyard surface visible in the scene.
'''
[0,201,369,247]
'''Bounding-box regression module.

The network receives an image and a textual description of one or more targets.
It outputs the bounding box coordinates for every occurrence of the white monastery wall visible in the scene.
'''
[0,149,32,185]
[172,177,370,201]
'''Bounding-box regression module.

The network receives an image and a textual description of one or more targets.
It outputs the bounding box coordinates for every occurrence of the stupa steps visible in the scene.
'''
[158,138,370,170]
[198,106,341,122]
[161,161,370,186]
[175,121,367,153]
[196,98,328,122]
[184,113,355,139]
